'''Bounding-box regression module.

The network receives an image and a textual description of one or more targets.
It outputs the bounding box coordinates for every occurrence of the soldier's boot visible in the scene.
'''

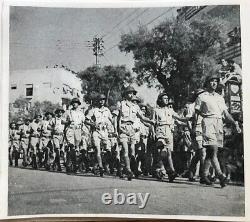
[38,151,43,168]
[32,154,37,169]
[200,176,213,185]
[219,174,228,188]
[9,151,13,166]
[155,168,165,181]
[168,171,178,183]
[71,149,78,173]
[13,150,19,167]
[131,156,140,178]
[188,171,196,182]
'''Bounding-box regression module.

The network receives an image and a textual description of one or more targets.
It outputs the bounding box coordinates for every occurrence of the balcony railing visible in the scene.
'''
[215,42,241,61]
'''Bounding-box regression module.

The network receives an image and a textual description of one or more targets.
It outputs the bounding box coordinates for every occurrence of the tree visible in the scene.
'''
[77,65,134,106]
[119,16,228,107]
[10,97,60,122]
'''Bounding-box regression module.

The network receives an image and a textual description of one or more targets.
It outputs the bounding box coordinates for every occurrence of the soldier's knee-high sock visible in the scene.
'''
[124,155,131,171]
[97,155,103,168]
[167,153,175,173]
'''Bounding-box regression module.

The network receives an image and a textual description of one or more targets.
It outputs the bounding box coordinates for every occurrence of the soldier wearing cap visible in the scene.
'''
[137,104,152,176]
[27,113,43,169]
[48,107,65,171]
[85,94,113,177]
[9,121,19,167]
[17,118,30,167]
[113,86,154,180]
[64,98,86,173]
[153,92,189,182]
[195,74,241,187]
[185,88,206,182]
[37,111,53,169]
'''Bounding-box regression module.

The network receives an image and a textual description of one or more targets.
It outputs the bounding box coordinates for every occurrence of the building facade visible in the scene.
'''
[10,68,83,106]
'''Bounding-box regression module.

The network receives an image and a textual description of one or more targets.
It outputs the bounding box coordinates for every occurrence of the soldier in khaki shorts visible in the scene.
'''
[86,94,113,177]
[9,121,19,167]
[37,111,53,168]
[186,89,206,182]
[195,75,241,187]
[28,113,42,169]
[48,108,65,171]
[64,98,86,173]
[17,118,31,167]
[153,92,189,182]
[114,86,154,180]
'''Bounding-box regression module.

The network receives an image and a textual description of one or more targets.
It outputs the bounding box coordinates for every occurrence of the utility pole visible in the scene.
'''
[92,37,104,66]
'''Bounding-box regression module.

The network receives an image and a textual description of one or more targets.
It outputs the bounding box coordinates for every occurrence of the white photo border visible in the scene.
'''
[1,0,250,220]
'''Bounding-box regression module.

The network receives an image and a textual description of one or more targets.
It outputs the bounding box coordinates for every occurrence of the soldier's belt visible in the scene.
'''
[121,120,134,125]
[140,135,148,139]
[41,135,50,138]
[156,123,171,127]
[68,125,82,129]
[31,135,39,138]
[53,132,63,136]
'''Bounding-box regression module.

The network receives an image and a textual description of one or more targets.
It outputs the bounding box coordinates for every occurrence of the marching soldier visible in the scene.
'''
[48,107,65,171]
[27,113,42,169]
[9,121,19,167]
[37,111,53,169]
[138,104,152,176]
[85,94,113,177]
[64,98,85,173]
[186,88,206,182]
[153,92,189,182]
[195,75,241,187]
[17,118,31,167]
[113,86,154,180]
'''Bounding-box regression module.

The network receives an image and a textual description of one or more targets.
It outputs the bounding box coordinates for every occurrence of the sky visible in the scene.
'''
[9,6,178,104]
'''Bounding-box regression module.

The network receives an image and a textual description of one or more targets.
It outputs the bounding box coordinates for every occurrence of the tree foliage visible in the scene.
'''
[119,16,228,107]
[77,65,134,106]
[10,97,60,122]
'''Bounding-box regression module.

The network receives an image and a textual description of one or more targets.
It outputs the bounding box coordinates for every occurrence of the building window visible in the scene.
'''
[11,84,17,90]
[26,84,33,96]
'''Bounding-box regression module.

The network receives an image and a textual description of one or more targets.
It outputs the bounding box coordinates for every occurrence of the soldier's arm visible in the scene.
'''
[172,111,190,122]
[223,109,240,133]
[137,112,154,125]
[85,110,95,127]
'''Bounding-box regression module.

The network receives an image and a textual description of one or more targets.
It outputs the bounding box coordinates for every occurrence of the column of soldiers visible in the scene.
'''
[9,75,242,187]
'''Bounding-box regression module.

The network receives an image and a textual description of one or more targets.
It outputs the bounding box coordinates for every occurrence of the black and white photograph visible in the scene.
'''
[1,0,248,220]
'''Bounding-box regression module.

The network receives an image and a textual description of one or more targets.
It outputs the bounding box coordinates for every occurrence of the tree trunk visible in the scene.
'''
[106,88,111,106]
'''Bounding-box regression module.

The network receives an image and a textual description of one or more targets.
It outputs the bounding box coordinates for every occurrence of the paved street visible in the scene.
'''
[8,167,244,217]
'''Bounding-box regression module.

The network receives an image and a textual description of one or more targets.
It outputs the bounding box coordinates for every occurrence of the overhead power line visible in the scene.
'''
[103,8,175,55]
[145,7,174,26]
[126,8,149,26]
[102,8,140,39]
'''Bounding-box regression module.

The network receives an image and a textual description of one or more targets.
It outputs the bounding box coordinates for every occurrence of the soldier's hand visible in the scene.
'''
[235,121,241,134]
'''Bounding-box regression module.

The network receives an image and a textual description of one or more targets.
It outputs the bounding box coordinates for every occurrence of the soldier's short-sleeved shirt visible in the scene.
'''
[29,121,40,137]
[9,129,19,141]
[86,107,112,125]
[65,109,85,127]
[195,91,227,118]
[186,102,202,125]
[38,120,51,137]
[154,107,178,126]
[19,124,29,138]
[115,100,142,123]
[49,117,64,134]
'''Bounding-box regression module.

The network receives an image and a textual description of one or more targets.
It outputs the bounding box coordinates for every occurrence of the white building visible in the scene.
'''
[10,68,83,106]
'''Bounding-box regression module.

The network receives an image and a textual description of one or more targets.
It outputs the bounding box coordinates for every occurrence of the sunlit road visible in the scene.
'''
[8,167,244,217]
